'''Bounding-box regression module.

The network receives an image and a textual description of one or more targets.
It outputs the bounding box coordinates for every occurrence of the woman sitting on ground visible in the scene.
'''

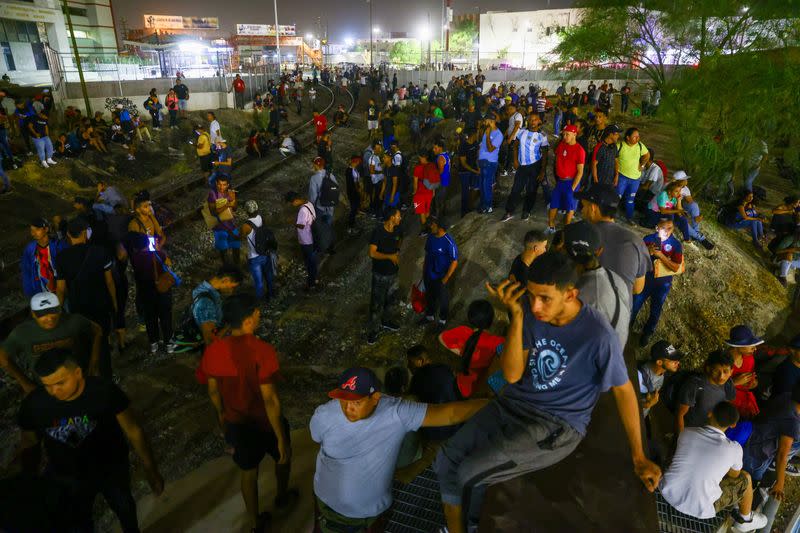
[81,118,108,153]
[728,190,768,250]
[646,181,683,228]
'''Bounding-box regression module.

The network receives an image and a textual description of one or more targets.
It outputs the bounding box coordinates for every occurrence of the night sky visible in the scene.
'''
[113,0,573,42]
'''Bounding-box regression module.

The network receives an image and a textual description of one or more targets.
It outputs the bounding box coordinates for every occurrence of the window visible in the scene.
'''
[0,20,39,43]
[31,42,48,70]
[1,42,15,71]
[62,6,88,18]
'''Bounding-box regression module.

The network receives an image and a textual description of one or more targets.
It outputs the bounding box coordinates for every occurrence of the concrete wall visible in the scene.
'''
[390,70,648,92]
[60,91,235,117]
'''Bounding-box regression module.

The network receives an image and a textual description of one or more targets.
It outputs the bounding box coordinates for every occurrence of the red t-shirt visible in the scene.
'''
[413,162,440,193]
[441,326,504,398]
[314,115,328,135]
[554,141,586,180]
[233,79,245,93]
[35,244,56,292]
[198,335,281,430]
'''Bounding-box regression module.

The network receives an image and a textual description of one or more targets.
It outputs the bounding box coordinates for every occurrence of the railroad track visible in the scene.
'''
[0,84,355,334]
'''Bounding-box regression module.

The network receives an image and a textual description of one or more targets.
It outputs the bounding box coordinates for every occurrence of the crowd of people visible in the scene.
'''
[1,70,799,533]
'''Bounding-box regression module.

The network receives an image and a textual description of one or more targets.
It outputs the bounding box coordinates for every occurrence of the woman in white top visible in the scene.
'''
[240,200,276,300]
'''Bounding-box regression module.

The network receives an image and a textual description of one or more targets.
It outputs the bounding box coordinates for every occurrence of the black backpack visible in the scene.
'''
[170,292,214,350]
[661,371,700,413]
[246,220,277,256]
[304,205,333,253]
[318,172,340,207]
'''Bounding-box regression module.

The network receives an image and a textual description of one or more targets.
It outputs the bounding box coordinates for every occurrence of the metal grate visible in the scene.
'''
[656,491,726,533]
[386,467,447,533]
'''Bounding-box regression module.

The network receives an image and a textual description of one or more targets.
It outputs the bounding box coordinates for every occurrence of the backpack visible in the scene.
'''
[318,172,340,208]
[661,371,699,413]
[304,206,333,253]
[362,147,374,176]
[142,98,152,111]
[246,219,277,256]
[171,292,214,350]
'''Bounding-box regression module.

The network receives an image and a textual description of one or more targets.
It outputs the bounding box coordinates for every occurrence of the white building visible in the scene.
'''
[479,8,585,69]
[0,0,118,86]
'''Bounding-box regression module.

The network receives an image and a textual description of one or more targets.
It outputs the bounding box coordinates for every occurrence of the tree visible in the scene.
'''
[389,41,422,65]
[449,19,479,54]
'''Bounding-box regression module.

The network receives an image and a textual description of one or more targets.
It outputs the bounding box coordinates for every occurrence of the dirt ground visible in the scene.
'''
[1,92,798,531]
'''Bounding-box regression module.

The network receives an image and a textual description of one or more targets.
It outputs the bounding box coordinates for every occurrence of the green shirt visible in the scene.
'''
[2,313,95,377]
[433,107,444,119]
[617,141,648,180]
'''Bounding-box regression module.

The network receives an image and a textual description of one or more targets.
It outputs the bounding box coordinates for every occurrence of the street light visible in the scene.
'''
[373,26,381,34]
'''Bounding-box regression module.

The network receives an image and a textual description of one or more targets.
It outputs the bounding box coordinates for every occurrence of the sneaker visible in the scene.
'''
[122,144,129,149]
[768,461,800,476]
[418,230,428,237]
[731,511,768,532]
[700,238,715,250]
[500,213,513,222]
[149,342,160,354]
[501,170,508,176]
[381,320,400,332]
[46,158,57,165]
[485,207,494,214]
[40,160,49,168]
[545,226,556,234]
[437,319,446,327]
[367,331,378,345]
[778,276,788,287]
[418,315,435,326]
[521,212,530,220]
[166,343,177,354]
[127,154,136,160]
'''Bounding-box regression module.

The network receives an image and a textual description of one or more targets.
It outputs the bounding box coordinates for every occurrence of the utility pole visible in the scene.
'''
[445,0,451,67]
[368,0,373,69]
[62,0,91,114]
[273,0,281,74]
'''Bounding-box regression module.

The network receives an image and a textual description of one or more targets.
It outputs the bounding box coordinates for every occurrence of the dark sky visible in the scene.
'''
[114,0,573,42]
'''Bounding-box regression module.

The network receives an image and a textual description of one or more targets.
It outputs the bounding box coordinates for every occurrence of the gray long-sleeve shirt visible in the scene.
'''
[308,169,337,217]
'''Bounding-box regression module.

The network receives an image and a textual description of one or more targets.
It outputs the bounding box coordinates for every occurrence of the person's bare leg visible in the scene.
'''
[738,472,753,516]
[241,467,260,529]
[565,210,575,225]
[547,207,557,227]
[443,502,465,533]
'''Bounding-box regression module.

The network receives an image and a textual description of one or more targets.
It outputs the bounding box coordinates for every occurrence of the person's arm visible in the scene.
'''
[116,408,164,495]
[591,151,599,183]
[104,269,118,313]
[770,435,794,501]
[56,279,67,308]
[421,398,489,427]
[675,403,690,434]
[260,383,290,464]
[639,151,650,172]
[0,347,36,394]
[538,148,549,181]
[652,248,681,272]
[486,279,528,383]
[28,121,38,138]
[369,244,399,265]
[88,320,103,376]
[44,124,49,138]
[206,377,225,433]
[512,142,520,170]
[611,380,661,491]
[200,322,217,346]
[442,260,458,284]
[459,155,478,174]
[572,162,585,191]
[486,129,498,152]
[613,157,620,185]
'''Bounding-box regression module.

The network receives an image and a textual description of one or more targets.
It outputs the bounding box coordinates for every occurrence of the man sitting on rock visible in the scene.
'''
[660,401,768,532]
[675,350,736,434]
[435,251,661,533]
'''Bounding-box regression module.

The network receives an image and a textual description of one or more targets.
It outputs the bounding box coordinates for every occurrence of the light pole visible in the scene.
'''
[368,0,373,68]
[273,0,281,74]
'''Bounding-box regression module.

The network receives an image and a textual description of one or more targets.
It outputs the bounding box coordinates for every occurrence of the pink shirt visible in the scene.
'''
[296,202,315,245]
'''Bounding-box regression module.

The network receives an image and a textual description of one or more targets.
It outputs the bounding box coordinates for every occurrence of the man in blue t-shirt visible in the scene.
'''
[435,252,661,533]
[477,114,504,213]
[421,217,459,328]
[310,367,486,531]
[631,218,683,347]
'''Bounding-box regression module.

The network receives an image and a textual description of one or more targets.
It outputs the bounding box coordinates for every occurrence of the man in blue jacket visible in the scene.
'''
[21,217,67,298]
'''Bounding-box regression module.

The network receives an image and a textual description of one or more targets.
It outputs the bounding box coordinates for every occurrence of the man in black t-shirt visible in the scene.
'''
[56,218,117,378]
[406,344,460,441]
[381,113,395,151]
[172,78,190,118]
[367,207,403,344]
[17,348,163,533]
[462,102,481,132]
[458,129,480,217]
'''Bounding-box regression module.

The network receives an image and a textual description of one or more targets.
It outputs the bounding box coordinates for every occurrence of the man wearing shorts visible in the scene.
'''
[547,124,585,233]
[366,99,380,141]
[435,252,661,533]
[661,402,767,531]
[199,294,296,532]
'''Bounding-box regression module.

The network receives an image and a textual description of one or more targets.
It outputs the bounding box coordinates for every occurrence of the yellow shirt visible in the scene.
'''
[617,141,648,180]
[196,132,211,156]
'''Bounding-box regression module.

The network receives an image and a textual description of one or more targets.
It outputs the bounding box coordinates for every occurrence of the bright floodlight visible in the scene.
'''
[344,37,354,46]
[178,41,205,52]
[418,26,431,40]
[373,26,380,34]
[306,33,314,39]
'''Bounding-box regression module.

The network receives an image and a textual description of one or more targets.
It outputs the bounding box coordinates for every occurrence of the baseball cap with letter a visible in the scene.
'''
[328,367,380,400]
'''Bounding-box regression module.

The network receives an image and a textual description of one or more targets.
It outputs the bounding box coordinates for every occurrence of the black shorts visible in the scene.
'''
[225,417,291,470]
[199,154,213,172]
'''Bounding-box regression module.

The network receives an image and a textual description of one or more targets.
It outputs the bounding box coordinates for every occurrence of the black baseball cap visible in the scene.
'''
[562,220,601,258]
[30,217,50,228]
[328,367,380,400]
[575,184,620,210]
[603,124,622,136]
[650,340,684,361]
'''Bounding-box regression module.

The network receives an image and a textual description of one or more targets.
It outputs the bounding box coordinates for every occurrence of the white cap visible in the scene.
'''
[673,170,690,181]
[31,292,60,314]
[680,185,692,198]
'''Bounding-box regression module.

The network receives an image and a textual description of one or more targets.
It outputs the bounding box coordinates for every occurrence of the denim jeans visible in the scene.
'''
[300,244,318,286]
[0,128,12,159]
[460,171,479,216]
[631,277,671,337]
[368,272,398,335]
[0,158,8,190]
[478,160,498,211]
[780,259,800,278]
[616,174,641,220]
[248,254,275,299]
[675,215,706,242]
[33,136,54,161]
[731,218,764,245]
[744,438,800,482]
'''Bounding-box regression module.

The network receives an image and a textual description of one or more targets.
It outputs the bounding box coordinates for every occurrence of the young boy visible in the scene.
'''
[675,350,736,434]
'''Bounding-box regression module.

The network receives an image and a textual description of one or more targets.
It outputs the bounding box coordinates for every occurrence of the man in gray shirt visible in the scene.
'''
[559,220,631,348]
[310,367,486,531]
[638,340,683,417]
[577,184,651,295]
[308,156,338,227]
[676,350,736,433]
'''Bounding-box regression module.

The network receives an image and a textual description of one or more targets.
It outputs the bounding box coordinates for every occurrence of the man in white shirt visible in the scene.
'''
[660,401,767,532]
[207,112,221,146]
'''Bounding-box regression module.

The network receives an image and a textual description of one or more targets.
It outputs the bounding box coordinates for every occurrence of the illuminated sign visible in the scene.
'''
[144,14,220,30]
[236,24,297,36]
[0,3,59,23]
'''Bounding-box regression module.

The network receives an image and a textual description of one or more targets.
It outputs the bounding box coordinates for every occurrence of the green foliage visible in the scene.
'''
[449,20,478,54]
[389,41,422,65]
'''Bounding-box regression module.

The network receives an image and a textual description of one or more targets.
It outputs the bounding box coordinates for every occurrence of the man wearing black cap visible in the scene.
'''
[577,184,651,296]
[591,125,621,186]
[559,220,630,347]
[0,292,102,394]
[21,216,67,297]
[310,367,486,532]
[638,340,683,418]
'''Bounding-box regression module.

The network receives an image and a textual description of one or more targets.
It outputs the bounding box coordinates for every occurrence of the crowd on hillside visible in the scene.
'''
[2,70,800,533]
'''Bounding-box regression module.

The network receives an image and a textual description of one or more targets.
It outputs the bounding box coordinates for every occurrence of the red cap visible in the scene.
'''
[562,124,578,134]
[313,156,325,166]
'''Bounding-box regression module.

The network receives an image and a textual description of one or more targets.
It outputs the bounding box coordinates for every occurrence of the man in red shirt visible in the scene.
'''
[199,293,297,531]
[313,111,327,142]
[547,124,585,233]
[231,74,246,110]
[413,151,440,235]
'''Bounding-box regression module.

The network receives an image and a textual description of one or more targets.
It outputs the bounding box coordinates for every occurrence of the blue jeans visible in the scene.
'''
[731,218,764,245]
[744,167,760,192]
[0,158,8,190]
[478,160,498,211]
[631,277,672,337]
[300,244,318,286]
[248,254,275,299]
[0,128,12,159]
[744,438,800,482]
[33,136,54,161]
[616,174,641,220]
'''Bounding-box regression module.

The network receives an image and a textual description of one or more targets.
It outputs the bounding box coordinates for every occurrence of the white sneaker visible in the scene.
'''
[545,226,556,234]
[46,158,57,165]
[40,160,49,168]
[127,154,136,160]
[732,512,768,532]
[149,342,160,354]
